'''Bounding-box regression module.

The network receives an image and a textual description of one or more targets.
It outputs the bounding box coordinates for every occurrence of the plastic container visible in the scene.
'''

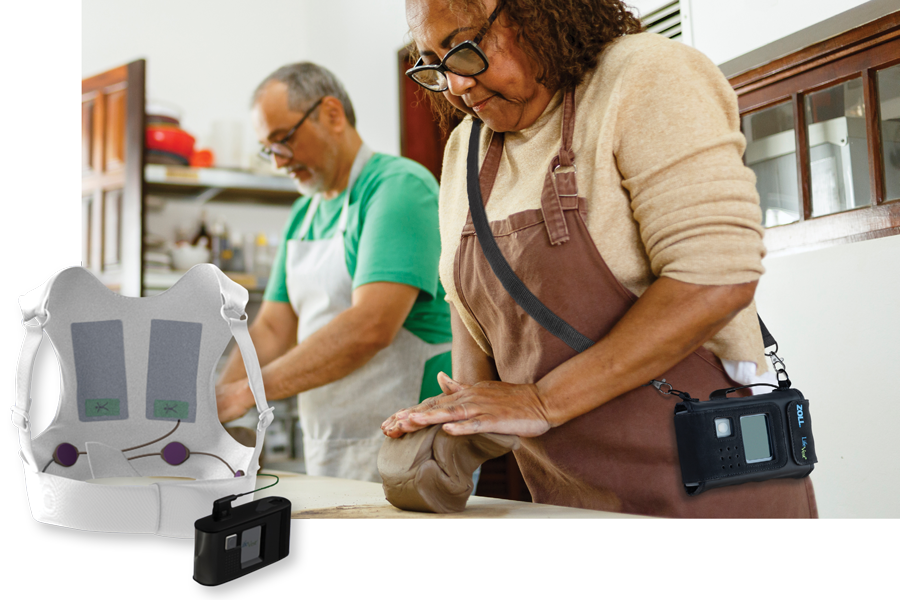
[145,126,196,159]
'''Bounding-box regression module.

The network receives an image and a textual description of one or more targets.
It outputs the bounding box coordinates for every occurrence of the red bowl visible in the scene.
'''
[145,126,195,159]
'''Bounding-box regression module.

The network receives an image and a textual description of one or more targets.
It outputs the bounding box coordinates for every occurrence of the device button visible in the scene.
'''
[225,534,237,550]
[715,418,732,438]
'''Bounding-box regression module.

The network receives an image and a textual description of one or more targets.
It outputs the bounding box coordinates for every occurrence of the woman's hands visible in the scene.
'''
[383,278,758,440]
[381,372,553,438]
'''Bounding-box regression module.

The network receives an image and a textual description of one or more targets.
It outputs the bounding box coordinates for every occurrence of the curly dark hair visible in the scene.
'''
[409,0,644,130]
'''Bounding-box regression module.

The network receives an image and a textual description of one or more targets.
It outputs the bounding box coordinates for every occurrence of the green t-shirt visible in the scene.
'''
[264,153,450,400]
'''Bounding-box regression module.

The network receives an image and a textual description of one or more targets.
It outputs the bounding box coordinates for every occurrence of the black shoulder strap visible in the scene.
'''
[757,314,777,348]
[466,119,595,353]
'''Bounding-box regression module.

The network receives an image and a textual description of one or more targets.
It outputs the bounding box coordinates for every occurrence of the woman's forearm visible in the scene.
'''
[382,276,756,438]
[536,276,757,426]
[449,304,499,385]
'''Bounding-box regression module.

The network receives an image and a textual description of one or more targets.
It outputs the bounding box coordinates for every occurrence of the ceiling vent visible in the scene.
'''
[642,1,682,41]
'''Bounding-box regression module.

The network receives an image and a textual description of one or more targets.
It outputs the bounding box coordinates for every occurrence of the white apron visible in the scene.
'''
[285,145,450,482]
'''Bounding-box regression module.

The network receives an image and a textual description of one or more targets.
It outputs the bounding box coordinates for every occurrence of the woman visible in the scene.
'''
[382,0,817,517]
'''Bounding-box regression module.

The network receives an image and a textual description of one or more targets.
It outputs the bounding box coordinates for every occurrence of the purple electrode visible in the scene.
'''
[53,443,79,467]
[234,470,245,477]
[162,441,190,466]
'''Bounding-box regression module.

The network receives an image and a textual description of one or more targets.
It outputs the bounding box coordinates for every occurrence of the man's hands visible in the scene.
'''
[381,372,553,438]
[215,281,420,424]
[216,379,255,423]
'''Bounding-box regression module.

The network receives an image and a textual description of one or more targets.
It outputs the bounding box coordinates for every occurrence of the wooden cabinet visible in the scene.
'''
[82,60,145,296]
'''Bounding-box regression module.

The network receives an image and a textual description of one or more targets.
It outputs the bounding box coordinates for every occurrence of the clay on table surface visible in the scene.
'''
[378,425,520,513]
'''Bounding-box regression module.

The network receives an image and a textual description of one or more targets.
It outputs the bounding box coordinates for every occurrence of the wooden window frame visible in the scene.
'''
[730,11,900,257]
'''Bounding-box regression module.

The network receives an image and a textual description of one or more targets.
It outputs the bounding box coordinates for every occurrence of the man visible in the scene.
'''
[216,62,451,482]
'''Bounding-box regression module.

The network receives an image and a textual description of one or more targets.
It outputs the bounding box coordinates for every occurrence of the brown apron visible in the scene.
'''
[453,90,817,518]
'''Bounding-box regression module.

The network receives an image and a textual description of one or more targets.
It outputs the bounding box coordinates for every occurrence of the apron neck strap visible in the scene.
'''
[479,131,505,206]
[297,143,375,240]
[558,89,576,166]
[540,89,578,245]
[296,195,321,241]
[465,89,578,245]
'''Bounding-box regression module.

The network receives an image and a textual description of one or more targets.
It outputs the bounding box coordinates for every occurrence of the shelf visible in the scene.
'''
[144,269,267,293]
[144,165,299,204]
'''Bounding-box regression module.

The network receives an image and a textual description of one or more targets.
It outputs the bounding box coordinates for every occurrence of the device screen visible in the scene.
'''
[740,414,773,463]
[240,525,263,568]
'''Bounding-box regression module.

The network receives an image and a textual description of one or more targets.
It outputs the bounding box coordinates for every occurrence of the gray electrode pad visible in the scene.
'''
[146,319,202,423]
[71,320,129,422]
[13,265,273,537]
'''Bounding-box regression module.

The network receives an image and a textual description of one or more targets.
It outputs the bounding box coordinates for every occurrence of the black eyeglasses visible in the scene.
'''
[406,2,503,92]
[258,96,325,160]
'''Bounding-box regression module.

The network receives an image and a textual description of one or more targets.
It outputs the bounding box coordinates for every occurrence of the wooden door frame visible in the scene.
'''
[82,59,146,296]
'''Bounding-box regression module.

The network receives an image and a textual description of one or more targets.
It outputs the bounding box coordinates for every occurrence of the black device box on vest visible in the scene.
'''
[193,496,291,586]
[673,387,817,496]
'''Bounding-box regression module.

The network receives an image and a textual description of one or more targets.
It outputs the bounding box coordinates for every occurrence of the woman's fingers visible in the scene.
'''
[382,391,464,437]
[382,381,553,439]
[381,389,462,435]
[442,418,484,436]
[382,373,472,434]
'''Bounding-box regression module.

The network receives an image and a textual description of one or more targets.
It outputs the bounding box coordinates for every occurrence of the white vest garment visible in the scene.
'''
[12,264,273,538]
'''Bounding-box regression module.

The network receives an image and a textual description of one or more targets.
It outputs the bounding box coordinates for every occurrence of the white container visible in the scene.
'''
[209,120,244,169]
[170,244,211,271]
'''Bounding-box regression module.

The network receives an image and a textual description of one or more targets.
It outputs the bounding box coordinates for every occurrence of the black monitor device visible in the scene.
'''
[673,386,817,496]
[193,494,291,586]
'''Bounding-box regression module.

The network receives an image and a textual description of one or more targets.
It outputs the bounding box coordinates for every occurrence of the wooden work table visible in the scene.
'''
[255,471,646,519]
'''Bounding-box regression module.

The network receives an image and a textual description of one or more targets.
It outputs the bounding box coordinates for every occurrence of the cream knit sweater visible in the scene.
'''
[438,32,769,375]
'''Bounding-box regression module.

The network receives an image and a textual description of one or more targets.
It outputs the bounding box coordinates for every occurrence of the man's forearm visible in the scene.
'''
[219,320,295,385]
[259,304,393,401]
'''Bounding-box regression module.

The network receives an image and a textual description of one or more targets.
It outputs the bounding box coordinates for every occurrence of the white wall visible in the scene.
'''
[690,0,871,65]
[82,0,411,165]
[756,235,900,517]
[294,1,412,157]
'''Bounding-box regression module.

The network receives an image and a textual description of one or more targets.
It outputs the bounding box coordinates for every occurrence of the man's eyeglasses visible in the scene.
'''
[258,97,325,161]
[406,2,503,92]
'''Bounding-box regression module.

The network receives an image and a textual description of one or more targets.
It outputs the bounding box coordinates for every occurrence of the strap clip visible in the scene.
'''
[767,349,792,389]
[257,407,275,430]
[649,379,673,394]
[11,406,30,432]
[647,379,695,402]
[220,303,247,323]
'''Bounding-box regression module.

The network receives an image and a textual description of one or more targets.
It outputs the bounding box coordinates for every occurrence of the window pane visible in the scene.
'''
[743,102,800,227]
[805,78,871,217]
[877,64,900,202]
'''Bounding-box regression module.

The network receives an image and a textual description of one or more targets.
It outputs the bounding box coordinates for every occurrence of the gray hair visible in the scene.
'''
[252,62,357,128]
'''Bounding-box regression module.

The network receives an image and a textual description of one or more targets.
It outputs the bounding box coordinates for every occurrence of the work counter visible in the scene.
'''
[255,471,646,519]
